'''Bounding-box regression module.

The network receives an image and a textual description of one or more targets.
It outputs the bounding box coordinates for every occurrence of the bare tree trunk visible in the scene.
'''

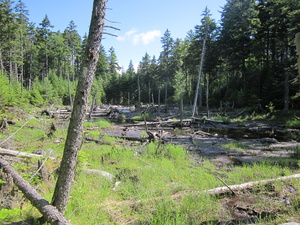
[0,158,70,225]
[152,93,154,105]
[137,74,141,105]
[67,63,73,108]
[158,88,161,107]
[148,80,151,103]
[164,82,168,108]
[0,48,4,74]
[51,0,107,214]
[295,33,300,80]
[284,71,289,111]
[89,90,97,119]
[180,92,183,126]
[9,48,13,83]
[192,36,207,117]
[206,75,209,118]
[28,53,33,91]
[158,88,161,113]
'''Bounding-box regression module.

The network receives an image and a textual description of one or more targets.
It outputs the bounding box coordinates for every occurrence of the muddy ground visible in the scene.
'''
[86,105,300,224]
[93,105,300,167]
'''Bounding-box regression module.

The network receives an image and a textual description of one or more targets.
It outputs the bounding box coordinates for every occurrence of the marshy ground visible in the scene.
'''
[1,105,300,224]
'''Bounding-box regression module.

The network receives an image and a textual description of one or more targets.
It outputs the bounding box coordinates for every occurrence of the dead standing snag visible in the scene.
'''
[51,0,108,214]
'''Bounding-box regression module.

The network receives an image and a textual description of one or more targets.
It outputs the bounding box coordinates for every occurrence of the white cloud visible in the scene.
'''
[117,29,161,45]
[133,30,161,45]
[116,29,137,41]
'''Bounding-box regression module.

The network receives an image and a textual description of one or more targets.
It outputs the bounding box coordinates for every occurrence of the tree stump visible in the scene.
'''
[0,117,8,132]
[0,168,14,208]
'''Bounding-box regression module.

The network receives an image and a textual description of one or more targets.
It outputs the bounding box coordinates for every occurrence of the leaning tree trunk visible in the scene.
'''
[206,75,209,118]
[192,36,207,117]
[52,0,107,214]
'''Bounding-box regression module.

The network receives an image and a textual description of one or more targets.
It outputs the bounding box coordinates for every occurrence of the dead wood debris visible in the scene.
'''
[0,158,70,225]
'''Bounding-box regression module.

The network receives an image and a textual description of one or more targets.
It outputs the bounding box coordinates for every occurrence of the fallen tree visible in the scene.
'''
[0,158,70,225]
[100,173,300,207]
[203,173,300,196]
[0,147,53,159]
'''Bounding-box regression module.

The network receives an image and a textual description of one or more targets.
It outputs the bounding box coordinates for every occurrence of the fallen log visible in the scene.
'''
[0,158,70,225]
[100,173,300,209]
[84,137,105,144]
[204,173,300,195]
[125,119,193,127]
[205,118,228,124]
[84,136,148,143]
[85,169,115,181]
[0,147,50,159]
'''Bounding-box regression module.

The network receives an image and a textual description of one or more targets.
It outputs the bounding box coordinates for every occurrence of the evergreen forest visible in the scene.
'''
[2,1,300,224]
[1,0,300,111]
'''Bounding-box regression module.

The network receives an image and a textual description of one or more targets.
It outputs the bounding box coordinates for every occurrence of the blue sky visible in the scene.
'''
[25,0,227,71]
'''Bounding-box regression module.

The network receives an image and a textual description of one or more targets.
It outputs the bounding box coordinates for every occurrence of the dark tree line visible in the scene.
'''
[0,0,300,111]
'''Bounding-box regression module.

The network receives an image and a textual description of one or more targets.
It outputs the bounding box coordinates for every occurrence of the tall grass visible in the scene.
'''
[222,141,248,151]
[65,141,221,224]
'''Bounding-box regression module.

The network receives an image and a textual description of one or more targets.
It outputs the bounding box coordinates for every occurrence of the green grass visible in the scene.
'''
[211,115,230,123]
[2,108,300,224]
[133,112,150,120]
[225,162,291,185]
[66,142,220,224]
[222,141,248,151]
[84,119,111,129]
[95,119,111,128]
[286,118,300,129]
[292,146,300,160]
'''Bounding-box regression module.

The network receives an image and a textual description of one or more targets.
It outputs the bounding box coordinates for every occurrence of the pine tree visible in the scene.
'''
[36,15,54,79]
[159,29,174,107]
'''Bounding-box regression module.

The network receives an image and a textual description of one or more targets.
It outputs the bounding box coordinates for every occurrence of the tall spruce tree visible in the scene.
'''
[159,29,174,107]
[36,15,54,79]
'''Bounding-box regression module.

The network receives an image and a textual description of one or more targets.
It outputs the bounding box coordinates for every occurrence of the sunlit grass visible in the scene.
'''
[210,115,230,123]
[222,141,248,151]
[67,141,221,224]
[286,118,300,129]
[133,112,150,120]
[84,119,111,129]
[94,119,111,128]
[225,162,291,185]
